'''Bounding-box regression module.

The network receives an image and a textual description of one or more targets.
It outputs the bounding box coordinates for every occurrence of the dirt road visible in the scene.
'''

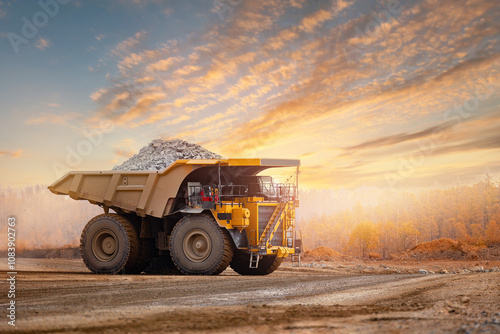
[0,258,499,333]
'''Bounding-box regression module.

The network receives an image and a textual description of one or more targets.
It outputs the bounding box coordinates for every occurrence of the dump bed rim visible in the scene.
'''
[48,158,300,195]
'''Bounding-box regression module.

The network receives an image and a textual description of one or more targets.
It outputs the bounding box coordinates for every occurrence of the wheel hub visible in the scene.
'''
[92,229,118,262]
[183,229,212,262]
[102,237,116,254]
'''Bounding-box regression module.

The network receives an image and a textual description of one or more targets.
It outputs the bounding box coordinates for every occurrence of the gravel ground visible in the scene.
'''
[0,258,499,333]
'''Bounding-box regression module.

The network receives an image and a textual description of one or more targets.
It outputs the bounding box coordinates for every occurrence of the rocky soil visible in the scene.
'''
[113,139,222,171]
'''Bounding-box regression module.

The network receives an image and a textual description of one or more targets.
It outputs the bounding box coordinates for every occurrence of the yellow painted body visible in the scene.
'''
[212,198,297,257]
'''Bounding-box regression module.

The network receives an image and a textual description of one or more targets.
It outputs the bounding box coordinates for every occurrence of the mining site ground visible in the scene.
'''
[0,258,499,333]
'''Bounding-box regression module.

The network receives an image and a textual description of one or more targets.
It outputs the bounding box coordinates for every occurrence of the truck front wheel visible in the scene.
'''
[80,214,143,274]
[170,215,233,275]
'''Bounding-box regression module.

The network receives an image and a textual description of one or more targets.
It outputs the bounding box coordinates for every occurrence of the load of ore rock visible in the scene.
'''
[112,139,222,171]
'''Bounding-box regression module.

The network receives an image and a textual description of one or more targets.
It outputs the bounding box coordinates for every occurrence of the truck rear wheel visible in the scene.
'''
[230,252,283,275]
[80,214,143,274]
[170,215,233,275]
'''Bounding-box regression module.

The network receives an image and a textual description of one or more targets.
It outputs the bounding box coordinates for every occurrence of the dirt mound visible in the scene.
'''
[396,239,490,261]
[302,246,348,261]
[113,139,222,171]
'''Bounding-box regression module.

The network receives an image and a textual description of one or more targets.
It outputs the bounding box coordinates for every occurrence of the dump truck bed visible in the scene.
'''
[48,158,300,218]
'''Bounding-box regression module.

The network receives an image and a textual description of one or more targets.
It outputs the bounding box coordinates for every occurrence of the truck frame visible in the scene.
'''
[48,158,301,275]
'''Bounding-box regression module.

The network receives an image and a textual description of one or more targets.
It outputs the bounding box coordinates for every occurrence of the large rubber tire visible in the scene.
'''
[80,214,142,274]
[170,215,233,275]
[230,251,283,275]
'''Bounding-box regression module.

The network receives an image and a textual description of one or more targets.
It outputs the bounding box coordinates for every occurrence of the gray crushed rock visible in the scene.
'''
[112,138,223,171]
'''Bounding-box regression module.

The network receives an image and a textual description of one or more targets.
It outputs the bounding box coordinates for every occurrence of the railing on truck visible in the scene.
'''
[187,183,297,209]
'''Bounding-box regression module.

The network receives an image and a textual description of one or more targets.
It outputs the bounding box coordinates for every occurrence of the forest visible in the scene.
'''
[298,177,500,258]
[0,178,499,257]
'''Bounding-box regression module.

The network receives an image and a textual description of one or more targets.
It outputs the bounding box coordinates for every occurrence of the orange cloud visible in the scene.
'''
[116,90,166,125]
[35,37,51,51]
[300,9,332,32]
[0,149,23,158]
[25,112,80,127]
[114,149,135,158]
[111,30,146,57]
[90,88,107,102]
[148,56,181,71]
[173,65,202,77]
[290,0,306,9]
[137,76,155,83]
[234,11,273,33]
[165,114,191,126]
[265,28,299,50]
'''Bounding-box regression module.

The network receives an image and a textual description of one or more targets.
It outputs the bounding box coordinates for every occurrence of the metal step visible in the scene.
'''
[249,252,260,268]
[291,253,301,267]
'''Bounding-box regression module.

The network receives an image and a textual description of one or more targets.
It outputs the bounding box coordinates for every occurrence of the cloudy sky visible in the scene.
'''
[0,0,499,189]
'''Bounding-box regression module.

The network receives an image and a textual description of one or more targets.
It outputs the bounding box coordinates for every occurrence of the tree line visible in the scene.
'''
[297,177,500,258]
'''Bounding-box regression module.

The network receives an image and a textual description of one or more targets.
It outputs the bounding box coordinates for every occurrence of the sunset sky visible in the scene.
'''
[0,0,499,189]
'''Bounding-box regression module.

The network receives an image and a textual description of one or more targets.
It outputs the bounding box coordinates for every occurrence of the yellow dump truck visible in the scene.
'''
[48,158,301,275]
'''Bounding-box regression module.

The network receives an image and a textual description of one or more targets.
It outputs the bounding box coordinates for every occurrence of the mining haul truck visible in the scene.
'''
[48,158,301,275]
